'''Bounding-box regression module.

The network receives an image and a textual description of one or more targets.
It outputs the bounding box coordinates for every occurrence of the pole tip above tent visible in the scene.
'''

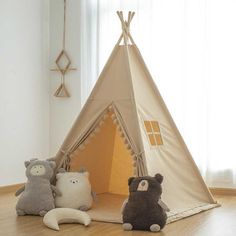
[116,11,136,45]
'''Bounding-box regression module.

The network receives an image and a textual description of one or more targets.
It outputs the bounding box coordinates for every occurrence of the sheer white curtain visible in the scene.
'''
[80,0,236,188]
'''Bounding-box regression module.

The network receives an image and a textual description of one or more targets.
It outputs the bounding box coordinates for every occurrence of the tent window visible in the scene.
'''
[144,121,163,146]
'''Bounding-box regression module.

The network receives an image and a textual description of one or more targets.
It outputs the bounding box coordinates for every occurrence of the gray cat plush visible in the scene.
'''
[15,159,61,216]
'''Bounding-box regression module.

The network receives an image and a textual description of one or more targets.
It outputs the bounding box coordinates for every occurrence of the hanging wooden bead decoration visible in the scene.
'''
[50,0,77,97]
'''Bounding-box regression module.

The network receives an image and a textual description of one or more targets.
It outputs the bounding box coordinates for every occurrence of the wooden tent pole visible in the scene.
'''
[116,11,136,46]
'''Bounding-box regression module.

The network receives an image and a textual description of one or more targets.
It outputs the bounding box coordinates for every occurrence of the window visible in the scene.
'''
[144,121,163,146]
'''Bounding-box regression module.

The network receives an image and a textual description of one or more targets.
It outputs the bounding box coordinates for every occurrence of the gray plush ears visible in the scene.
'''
[24,158,38,168]
[25,159,56,169]
[46,156,55,161]
[128,177,135,186]
[24,161,30,168]
[155,174,163,184]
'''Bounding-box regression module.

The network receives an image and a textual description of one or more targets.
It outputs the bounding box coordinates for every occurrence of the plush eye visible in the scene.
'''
[137,180,149,191]
[141,181,146,186]
[70,179,79,184]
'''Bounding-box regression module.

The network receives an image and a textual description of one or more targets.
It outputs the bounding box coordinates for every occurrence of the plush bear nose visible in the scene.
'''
[141,181,145,186]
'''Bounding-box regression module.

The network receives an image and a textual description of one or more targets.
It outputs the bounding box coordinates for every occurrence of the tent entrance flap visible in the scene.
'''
[69,111,134,195]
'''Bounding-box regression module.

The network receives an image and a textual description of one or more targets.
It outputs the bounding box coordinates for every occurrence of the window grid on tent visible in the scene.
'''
[144,121,163,146]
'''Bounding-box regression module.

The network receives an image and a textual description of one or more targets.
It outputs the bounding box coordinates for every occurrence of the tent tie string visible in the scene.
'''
[134,151,144,160]
[59,149,72,170]
[60,149,66,154]
[60,149,73,157]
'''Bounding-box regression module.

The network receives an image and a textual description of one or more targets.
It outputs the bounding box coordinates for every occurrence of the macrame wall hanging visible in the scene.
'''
[51,0,76,97]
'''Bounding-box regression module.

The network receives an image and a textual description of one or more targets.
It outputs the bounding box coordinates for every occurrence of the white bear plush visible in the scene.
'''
[55,169,93,211]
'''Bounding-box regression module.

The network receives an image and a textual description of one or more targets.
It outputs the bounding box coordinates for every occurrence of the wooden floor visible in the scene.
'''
[1,192,236,236]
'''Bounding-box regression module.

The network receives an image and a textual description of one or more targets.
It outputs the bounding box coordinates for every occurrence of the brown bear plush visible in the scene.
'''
[122,174,168,232]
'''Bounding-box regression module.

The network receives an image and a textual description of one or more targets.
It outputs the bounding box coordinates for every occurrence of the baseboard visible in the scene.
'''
[210,187,236,196]
[0,183,24,194]
[0,184,235,196]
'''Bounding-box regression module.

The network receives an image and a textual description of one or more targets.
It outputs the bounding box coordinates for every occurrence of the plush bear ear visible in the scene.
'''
[58,168,66,173]
[56,173,63,180]
[83,172,89,178]
[128,177,135,186]
[49,161,56,169]
[78,167,87,173]
[46,157,55,161]
[155,174,163,184]
[24,161,30,168]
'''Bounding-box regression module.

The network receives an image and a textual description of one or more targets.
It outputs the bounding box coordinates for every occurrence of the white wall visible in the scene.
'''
[49,0,82,156]
[0,0,87,186]
[0,0,50,186]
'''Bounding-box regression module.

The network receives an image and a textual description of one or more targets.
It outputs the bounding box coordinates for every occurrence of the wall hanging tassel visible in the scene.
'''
[50,0,77,98]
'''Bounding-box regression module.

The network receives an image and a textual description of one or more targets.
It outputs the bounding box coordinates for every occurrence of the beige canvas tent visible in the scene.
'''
[54,11,218,223]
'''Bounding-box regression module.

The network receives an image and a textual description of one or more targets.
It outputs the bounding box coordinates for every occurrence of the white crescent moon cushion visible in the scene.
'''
[43,208,91,231]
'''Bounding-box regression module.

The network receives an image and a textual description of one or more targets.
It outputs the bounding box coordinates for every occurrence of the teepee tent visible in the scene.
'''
[54,11,218,223]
